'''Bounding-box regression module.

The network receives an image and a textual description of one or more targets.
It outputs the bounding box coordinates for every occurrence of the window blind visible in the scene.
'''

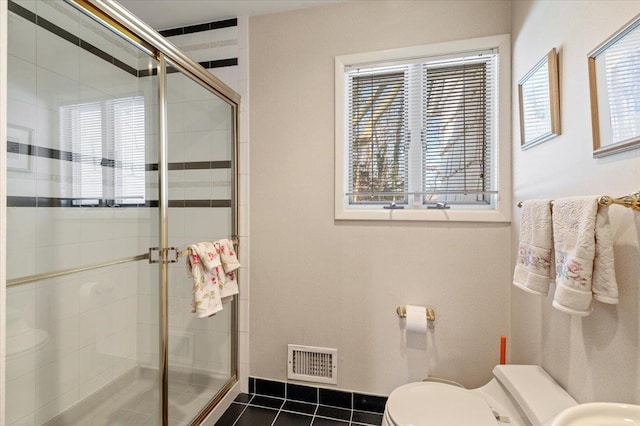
[422,56,496,204]
[62,101,104,203]
[603,22,640,145]
[61,96,146,205]
[347,68,408,203]
[112,97,146,203]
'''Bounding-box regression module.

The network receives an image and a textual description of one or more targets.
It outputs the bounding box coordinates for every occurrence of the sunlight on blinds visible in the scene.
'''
[348,67,408,203]
[423,55,496,204]
[62,102,103,202]
[112,97,146,203]
[61,96,146,205]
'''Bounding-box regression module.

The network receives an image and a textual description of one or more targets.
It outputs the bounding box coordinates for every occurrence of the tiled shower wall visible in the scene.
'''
[5,0,153,423]
[134,15,250,391]
[5,0,249,424]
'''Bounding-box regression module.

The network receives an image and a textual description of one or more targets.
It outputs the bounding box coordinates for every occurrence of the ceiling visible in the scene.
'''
[117,0,344,30]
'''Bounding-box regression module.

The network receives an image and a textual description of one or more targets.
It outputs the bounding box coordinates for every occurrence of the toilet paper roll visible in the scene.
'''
[405,305,428,333]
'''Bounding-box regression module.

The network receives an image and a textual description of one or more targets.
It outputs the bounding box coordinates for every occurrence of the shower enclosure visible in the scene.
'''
[2,0,240,424]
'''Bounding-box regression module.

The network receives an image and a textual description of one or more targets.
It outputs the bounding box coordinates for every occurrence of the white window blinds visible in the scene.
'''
[345,51,497,207]
[61,96,146,205]
[62,101,104,202]
[348,68,408,204]
[423,56,496,204]
[112,97,146,203]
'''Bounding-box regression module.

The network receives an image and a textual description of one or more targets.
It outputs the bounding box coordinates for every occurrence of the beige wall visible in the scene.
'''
[511,1,640,404]
[249,1,512,395]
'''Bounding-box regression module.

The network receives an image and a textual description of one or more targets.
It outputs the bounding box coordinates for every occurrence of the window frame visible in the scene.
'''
[335,34,511,222]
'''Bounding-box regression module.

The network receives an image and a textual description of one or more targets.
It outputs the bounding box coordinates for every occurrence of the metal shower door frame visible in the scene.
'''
[64,1,241,424]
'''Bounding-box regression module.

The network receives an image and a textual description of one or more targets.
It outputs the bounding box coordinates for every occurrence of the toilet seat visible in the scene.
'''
[385,382,500,426]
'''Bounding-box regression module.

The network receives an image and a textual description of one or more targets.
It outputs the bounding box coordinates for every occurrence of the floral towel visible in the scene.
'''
[552,197,618,316]
[186,240,241,317]
[187,242,223,318]
[214,239,240,303]
[513,199,554,295]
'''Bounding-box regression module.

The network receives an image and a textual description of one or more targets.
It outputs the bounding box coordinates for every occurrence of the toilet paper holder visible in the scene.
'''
[396,305,436,322]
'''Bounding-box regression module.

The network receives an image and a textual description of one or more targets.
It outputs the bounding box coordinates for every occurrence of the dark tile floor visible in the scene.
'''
[215,393,384,426]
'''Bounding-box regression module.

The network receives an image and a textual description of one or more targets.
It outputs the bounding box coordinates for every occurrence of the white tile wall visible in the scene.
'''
[34,0,80,37]
[36,26,80,81]
[5,370,36,425]
[36,67,80,110]
[7,11,35,63]
[79,49,115,96]
[7,98,36,132]
[210,45,239,62]
[5,3,250,424]
[5,5,150,423]
[183,169,215,200]
[7,55,37,105]
[6,208,37,279]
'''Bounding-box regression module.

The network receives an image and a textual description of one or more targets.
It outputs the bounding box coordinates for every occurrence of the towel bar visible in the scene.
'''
[517,191,640,211]
[178,238,240,258]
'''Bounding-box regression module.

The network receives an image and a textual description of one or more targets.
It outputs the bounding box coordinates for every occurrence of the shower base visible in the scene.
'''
[44,367,229,426]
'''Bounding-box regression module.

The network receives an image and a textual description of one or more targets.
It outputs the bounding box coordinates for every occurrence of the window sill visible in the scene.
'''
[334,207,511,223]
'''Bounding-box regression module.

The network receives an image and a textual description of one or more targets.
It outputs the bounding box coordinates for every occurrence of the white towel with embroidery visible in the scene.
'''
[186,242,223,318]
[552,197,618,316]
[513,199,554,295]
[592,209,619,304]
[215,239,240,303]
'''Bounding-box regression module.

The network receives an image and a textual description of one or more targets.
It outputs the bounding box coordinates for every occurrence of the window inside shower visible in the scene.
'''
[60,96,146,206]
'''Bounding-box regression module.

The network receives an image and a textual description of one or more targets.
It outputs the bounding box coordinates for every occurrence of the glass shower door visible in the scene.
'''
[5,1,161,424]
[165,68,237,423]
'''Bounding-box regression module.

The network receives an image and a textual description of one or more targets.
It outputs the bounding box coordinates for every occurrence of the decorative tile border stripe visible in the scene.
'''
[8,141,231,171]
[169,199,232,208]
[9,141,120,168]
[159,18,237,37]
[8,0,238,80]
[8,0,138,77]
[6,196,151,208]
[137,58,239,77]
[249,377,388,414]
[6,196,232,208]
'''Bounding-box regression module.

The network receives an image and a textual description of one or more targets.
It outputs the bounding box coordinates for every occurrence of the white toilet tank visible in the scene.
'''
[490,365,577,425]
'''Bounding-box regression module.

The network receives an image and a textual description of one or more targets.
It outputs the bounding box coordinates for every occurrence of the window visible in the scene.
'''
[335,35,511,222]
[61,96,146,206]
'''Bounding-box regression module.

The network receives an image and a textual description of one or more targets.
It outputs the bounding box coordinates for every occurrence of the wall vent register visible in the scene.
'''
[287,344,338,385]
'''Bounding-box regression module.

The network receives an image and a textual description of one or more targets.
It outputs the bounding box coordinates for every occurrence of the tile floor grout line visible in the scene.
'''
[230,402,250,426]
[310,403,320,426]
[269,408,281,426]
[228,393,384,426]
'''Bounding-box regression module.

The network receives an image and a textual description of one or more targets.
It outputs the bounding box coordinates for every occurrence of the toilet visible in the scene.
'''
[382,365,577,426]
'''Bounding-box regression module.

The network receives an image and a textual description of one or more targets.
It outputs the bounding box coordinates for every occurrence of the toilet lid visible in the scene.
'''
[386,382,498,426]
